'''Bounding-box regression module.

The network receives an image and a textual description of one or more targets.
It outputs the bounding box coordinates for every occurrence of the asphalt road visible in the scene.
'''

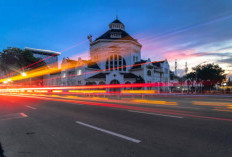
[0,94,232,157]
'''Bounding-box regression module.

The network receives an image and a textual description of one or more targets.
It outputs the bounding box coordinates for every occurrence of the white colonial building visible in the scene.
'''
[45,18,170,91]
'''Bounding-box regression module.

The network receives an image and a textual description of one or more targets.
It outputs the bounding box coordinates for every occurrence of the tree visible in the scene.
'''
[178,76,186,93]
[184,72,196,93]
[0,47,46,76]
[0,47,47,86]
[228,78,232,86]
[192,63,226,91]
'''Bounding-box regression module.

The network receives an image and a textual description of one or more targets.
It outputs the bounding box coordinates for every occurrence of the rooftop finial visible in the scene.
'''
[116,9,118,19]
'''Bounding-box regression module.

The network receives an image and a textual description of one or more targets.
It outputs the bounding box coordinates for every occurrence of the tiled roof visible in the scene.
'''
[87,62,100,69]
[87,73,106,79]
[95,29,138,42]
[25,47,61,55]
[66,59,78,64]
[152,60,165,67]
[131,60,147,69]
[122,73,139,78]
[110,19,123,24]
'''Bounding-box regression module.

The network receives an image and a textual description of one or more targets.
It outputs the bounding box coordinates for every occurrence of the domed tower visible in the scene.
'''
[109,19,125,31]
[89,18,142,72]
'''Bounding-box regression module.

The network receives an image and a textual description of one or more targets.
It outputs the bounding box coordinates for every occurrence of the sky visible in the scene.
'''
[0,0,232,77]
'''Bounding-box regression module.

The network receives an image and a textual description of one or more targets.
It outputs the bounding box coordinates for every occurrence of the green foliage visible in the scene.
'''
[183,63,226,92]
[228,78,232,86]
[193,63,226,87]
[0,47,46,75]
[185,72,196,82]
[178,76,185,85]
[184,72,196,89]
[181,63,226,93]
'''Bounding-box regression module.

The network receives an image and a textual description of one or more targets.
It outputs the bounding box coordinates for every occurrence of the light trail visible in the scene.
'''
[0,30,148,84]
[2,13,232,82]
[0,51,59,79]
[0,40,87,79]
[0,82,169,91]
[2,93,232,122]
[14,58,167,86]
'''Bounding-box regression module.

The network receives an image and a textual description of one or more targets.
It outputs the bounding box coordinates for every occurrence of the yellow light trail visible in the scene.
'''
[121,90,158,94]
[132,99,178,105]
[68,90,106,93]
[0,40,154,84]
[193,101,232,107]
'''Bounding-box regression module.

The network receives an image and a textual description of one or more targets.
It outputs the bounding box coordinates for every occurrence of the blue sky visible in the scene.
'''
[0,0,232,77]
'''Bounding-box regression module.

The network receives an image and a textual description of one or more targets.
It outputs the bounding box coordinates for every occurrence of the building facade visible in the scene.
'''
[46,18,170,91]
[25,47,60,69]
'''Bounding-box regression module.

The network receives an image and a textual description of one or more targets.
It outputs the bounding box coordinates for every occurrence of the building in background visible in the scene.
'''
[24,47,60,86]
[25,47,60,69]
[45,18,170,92]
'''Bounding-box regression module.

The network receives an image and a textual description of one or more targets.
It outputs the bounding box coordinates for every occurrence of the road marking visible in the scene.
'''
[76,121,141,143]
[128,110,183,119]
[25,105,37,110]
[0,113,28,121]
[20,113,28,117]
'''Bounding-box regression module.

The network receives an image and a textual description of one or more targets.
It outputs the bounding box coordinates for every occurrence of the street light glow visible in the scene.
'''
[22,72,27,77]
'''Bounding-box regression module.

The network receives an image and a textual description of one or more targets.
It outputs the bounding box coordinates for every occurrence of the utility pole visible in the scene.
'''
[175,60,177,76]
[185,62,188,74]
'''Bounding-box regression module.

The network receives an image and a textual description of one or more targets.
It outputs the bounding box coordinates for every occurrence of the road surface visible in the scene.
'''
[0,94,232,157]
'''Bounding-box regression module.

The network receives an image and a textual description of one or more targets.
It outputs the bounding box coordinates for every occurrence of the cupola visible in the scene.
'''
[109,19,125,31]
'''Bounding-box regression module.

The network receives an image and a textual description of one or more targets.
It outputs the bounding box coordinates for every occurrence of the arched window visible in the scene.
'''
[86,82,92,85]
[109,79,121,92]
[99,81,105,85]
[119,55,122,71]
[147,70,151,76]
[106,58,109,70]
[106,55,126,71]
[110,79,120,84]
[114,54,117,70]
[91,82,97,85]
[77,69,82,75]
[123,58,126,71]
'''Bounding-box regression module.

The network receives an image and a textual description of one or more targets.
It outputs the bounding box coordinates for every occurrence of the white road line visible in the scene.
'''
[76,121,141,143]
[128,110,183,119]
[0,113,25,121]
[25,105,37,110]
[20,113,28,117]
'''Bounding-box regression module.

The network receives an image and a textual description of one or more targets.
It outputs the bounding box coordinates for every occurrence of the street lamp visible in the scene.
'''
[22,72,27,77]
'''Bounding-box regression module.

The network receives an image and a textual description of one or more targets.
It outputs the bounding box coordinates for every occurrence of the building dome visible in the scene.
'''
[93,18,139,43]
[109,19,125,30]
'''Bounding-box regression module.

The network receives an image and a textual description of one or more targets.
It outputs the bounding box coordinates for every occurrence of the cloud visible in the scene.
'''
[217,57,232,64]
[192,52,232,64]
[217,46,232,51]
[193,52,232,57]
